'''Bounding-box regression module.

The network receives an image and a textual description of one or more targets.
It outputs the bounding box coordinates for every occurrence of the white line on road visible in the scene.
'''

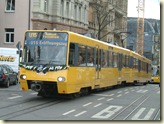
[93,94,112,97]
[83,102,92,107]
[125,92,129,94]
[107,98,114,101]
[94,103,102,107]
[109,94,114,96]
[62,109,76,115]
[97,97,105,101]
[116,94,122,97]
[117,91,122,93]
[8,95,22,100]
[31,92,38,95]
[74,111,87,117]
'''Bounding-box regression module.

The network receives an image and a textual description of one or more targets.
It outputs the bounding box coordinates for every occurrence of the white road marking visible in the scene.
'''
[117,91,122,93]
[31,92,38,95]
[116,94,122,97]
[8,95,22,100]
[132,108,155,120]
[109,94,114,96]
[136,90,148,93]
[92,105,123,119]
[62,109,76,115]
[94,103,102,107]
[93,94,114,97]
[74,111,87,117]
[125,91,129,94]
[83,102,92,107]
[97,97,105,100]
[11,93,19,95]
[107,98,114,101]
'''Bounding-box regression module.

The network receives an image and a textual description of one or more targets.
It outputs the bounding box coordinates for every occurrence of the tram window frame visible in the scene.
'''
[135,59,138,69]
[69,42,78,66]
[125,55,129,67]
[148,64,151,73]
[118,54,122,70]
[96,49,101,69]
[113,52,118,68]
[138,60,141,72]
[108,51,113,67]
[129,56,133,68]
[122,54,125,67]
[101,50,108,68]
[86,46,95,67]
[78,44,87,66]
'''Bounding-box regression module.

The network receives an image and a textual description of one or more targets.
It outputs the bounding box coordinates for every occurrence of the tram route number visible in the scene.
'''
[91,105,156,120]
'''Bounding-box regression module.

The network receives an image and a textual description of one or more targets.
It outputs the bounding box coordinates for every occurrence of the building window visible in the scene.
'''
[79,6,81,21]
[5,28,14,43]
[44,0,48,13]
[60,0,64,16]
[74,5,77,20]
[66,1,69,18]
[6,0,15,11]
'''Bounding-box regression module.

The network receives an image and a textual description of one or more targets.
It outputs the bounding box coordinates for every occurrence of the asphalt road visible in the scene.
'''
[0,83,160,120]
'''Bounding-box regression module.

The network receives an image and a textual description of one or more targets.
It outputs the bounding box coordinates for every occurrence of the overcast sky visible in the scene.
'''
[128,0,160,19]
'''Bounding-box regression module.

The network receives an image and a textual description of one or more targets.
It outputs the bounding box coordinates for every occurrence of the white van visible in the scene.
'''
[0,47,19,73]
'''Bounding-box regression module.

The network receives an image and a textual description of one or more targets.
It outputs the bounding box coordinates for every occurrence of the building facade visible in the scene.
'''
[32,0,89,33]
[0,0,30,48]
[88,0,128,47]
[0,0,89,49]
[0,0,127,49]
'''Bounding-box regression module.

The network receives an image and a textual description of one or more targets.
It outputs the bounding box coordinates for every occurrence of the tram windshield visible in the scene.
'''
[22,32,68,65]
[152,66,160,76]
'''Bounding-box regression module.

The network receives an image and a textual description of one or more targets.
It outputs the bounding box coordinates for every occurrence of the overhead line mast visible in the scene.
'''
[136,0,145,55]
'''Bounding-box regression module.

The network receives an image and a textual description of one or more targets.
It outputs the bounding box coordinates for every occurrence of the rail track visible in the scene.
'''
[110,87,160,120]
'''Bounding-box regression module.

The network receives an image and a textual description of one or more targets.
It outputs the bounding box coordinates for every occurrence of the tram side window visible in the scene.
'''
[78,45,86,66]
[108,51,113,67]
[113,52,118,67]
[143,62,145,71]
[125,55,129,67]
[138,60,141,72]
[135,59,139,69]
[69,43,75,66]
[129,56,133,68]
[122,54,126,67]
[133,58,138,69]
[140,61,142,71]
[87,46,95,66]
[149,64,151,73]
[101,50,108,67]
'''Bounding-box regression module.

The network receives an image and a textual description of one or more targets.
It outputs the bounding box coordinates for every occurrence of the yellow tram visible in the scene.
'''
[151,65,160,84]
[19,30,152,97]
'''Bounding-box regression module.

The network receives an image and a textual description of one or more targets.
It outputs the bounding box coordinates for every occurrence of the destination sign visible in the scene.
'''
[25,32,68,46]
[25,39,67,46]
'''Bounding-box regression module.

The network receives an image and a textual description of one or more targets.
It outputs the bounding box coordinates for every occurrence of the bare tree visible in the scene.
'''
[90,0,125,41]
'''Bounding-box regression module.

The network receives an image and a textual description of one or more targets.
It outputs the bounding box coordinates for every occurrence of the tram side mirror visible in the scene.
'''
[19,50,22,57]
[16,50,22,57]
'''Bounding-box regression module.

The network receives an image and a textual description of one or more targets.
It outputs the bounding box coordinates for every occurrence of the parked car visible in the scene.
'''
[0,64,18,88]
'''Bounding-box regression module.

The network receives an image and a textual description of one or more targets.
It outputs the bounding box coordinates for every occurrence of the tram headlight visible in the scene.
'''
[20,74,27,80]
[57,77,65,82]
